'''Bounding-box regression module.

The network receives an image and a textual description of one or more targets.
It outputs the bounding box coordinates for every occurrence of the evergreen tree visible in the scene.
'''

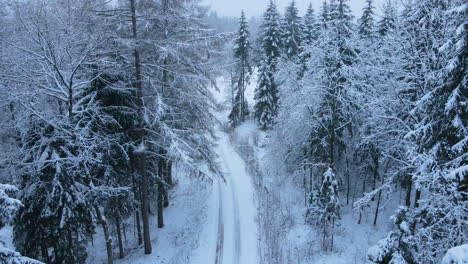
[404,0,467,262]
[254,0,282,129]
[281,1,303,59]
[358,0,376,37]
[306,168,341,251]
[229,10,252,126]
[308,0,355,168]
[302,3,319,46]
[320,0,331,27]
[367,207,416,264]
[254,61,278,129]
[298,3,320,77]
[378,0,397,36]
[259,0,283,66]
[366,1,467,263]
[0,184,42,264]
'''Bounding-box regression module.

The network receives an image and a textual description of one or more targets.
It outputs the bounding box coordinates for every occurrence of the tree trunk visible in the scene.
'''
[95,206,113,264]
[373,189,382,226]
[346,157,350,205]
[414,189,421,208]
[371,156,379,201]
[130,0,152,254]
[116,220,125,259]
[331,218,335,251]
[158,183,164,228]
[158,157,165,228]
[405,178,412,207]
[130,162,143,245]
[41,244,51,264]
[357,173,367,224]
[166,160,173,185]
[163,158,170,207]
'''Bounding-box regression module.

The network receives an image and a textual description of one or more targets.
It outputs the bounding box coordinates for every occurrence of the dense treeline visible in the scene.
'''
[0,0,222,263]
[228,0,466,263]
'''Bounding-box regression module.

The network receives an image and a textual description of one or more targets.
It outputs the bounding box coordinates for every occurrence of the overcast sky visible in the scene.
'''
[202,0,387,18]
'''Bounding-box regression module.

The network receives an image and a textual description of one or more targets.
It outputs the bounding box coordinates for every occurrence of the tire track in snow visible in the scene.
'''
[215,180,224,264]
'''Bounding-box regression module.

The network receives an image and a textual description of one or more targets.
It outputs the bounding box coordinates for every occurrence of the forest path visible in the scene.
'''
[212,126,259,264]
[192,78,259,264]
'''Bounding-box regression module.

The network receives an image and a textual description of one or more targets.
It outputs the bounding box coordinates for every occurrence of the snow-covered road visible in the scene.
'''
[193,77,259,264]
[213,129,258,264]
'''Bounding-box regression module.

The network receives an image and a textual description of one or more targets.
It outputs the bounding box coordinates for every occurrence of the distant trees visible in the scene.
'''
[229,10,252,127]
[281,1,302,59]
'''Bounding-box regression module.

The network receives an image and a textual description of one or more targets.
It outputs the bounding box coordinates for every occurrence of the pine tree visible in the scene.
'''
[306,168,341,251]
[358,0,376,37]
[229,10,252,126]
[281,1,303,59]
[254,0,282,129]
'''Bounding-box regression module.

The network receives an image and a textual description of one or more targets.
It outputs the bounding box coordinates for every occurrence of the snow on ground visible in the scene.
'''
[87,169,212,264]
[201,76,259,264]
[229,113,402,264]
[441,244,468,264]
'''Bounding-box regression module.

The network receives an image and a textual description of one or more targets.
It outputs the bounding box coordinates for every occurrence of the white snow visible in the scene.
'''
[193,76,259,264]
[442,244,468,264]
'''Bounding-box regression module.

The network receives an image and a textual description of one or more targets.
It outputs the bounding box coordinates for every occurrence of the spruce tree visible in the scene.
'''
[378,0,397,36]
[320,0,331,27]
[229,10,252,127]
[302,3,319,46]
[306,168,341,251]
[255,61,278,129]
[254,0,282,129]
[358,0,376,37]
[281,1,303,59]
[307,0,355,169]
[406,0,467,262]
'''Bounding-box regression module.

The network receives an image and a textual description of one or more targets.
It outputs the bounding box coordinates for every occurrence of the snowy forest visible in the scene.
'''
[0,0,466,264]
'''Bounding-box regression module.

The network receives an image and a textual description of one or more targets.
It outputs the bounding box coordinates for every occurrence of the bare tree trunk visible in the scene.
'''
[95,206,113,264]
[135,212,142,244]
[346,157,350,205]
[41,244,51,264]
[331,218,335,251]
[405,178,412,207]
[373,189,382,226]
[166,160,173,185]
[130,162,143,245]
[158,157,165,228]
[414,189,421,208]
[371,156,379,201]
[116,220,125,259]
[163,158,170,207]
[158,183,164,228]
[130,0,151,254]
[358,174,367,224]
